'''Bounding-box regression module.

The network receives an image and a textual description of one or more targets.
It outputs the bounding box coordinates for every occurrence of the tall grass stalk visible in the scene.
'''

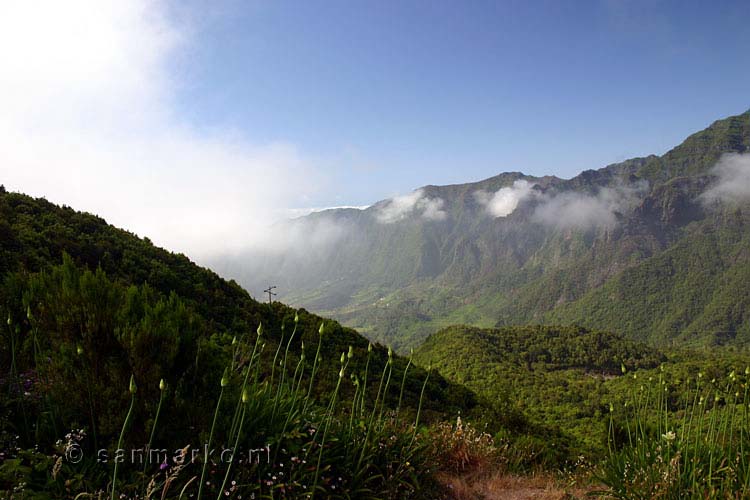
[197,368,229,500]
[303,322,325,415]
[397,349,413,414]
[216,389,248,500]
[111,375,137,500]
[311,358,345,499]
[142,379,166,480]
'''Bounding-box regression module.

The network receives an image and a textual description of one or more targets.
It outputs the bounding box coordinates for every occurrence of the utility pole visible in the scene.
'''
[263,285,277,305]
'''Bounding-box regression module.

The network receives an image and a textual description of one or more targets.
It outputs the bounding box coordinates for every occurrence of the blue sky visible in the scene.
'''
[1,0,749,258]
[179,0,750,206]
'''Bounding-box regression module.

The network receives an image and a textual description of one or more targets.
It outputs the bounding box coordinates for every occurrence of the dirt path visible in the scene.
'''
[440,473,602,499]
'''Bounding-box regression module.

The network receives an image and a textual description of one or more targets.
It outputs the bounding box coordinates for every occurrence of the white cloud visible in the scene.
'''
[376,189,446,223]
[474,177,646,229]
[0,0,322,261]
[700,153,750,205]
[475,179,537,217]
[532,183,646,230]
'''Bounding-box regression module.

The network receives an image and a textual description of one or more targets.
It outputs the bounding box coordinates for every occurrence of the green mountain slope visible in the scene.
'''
[215,110,750,351]
[414,324,665,455]
[0,186,477,421]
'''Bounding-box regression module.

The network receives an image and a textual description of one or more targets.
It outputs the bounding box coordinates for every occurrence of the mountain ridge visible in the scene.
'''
[213,110,750,351]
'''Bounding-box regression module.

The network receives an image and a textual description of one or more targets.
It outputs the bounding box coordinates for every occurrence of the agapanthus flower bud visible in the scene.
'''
[319,322,325,336]
[368,343,373,353]
[159,379,166,391]
[221,368,230,387]
[257,323,263,337]
[231,336,237,346]
[340,352,346,364]
[339,367,345,379]
[621,364,626,374]
[129,375,137,395]
[76,345,83,356]
[388,346,392,359]
[6,314,10,326]
[26,306,32,321]
[347,346,354,359]
[242,389,249,404]
[294,312,299,324]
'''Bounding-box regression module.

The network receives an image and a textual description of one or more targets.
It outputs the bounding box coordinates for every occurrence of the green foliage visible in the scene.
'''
[415,324,665,460]
[0,190,483,497]
[600,363,750,498]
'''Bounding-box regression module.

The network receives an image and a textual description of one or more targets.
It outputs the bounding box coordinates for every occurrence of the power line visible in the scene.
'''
[263,285,277,305]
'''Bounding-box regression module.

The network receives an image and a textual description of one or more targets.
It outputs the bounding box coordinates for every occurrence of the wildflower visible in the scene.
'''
[129,375,137,395]
[662,431,676,442]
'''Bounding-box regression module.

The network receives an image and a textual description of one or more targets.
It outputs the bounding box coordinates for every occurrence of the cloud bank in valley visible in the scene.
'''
[700,153,750,205]
[376,189,447,223]
[0,1,322,261]
[475,179,647,229]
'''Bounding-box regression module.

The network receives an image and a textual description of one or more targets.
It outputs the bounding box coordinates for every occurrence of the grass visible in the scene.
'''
[1,315,438,499]
[599,366,750,498]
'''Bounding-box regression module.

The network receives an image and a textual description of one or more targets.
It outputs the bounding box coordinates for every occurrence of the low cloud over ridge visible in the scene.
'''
[475,179,538,217]
[475,179,647,229]
[700,153,750,206]
[376,189,447,223]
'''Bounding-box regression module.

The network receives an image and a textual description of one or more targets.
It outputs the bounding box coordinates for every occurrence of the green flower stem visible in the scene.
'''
[111,380,136,500]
